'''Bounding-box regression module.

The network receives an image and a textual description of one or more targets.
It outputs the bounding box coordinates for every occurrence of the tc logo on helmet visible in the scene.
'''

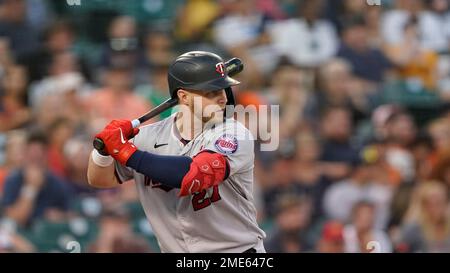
[215,62,225,77]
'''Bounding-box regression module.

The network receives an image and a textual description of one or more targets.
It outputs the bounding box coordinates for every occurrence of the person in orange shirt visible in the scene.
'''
[385,17,438,90]
[86,63,155,132]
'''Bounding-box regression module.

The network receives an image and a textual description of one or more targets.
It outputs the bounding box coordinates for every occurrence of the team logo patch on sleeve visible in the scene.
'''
[214,134,238,154]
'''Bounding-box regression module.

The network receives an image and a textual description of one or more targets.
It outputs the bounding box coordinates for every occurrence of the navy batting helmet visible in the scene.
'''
[167,51,240,106]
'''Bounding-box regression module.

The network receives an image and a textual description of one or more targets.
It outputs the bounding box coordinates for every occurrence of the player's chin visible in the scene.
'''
[202,110,225,124]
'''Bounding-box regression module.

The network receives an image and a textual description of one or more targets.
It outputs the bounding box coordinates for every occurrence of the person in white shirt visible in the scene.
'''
[268,0,338,68]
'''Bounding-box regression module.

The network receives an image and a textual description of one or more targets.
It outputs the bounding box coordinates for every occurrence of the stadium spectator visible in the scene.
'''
[427,117,450,161]
[86,62,152,132]
[382,0,448,53]
[263,59,316,139]
[263,157,300,218]
[142,28,176,69]
[62,136,96,195]
[174,0,220,44]
[323,146,393,229]
[0,37,14,73]
[0,65,30,132]
[269,0,338,68]
[98,16,141,72]
[385,16,439,90]
[337,15,393,85]
[343,200,393,252]
[0,130,26,199]
[265,194,315,253]
[17,19,90,84]
[316,58,369,120]
[46,118,74,179]
[213,0,275,86]
[1,131,73,228]
[0,0,39,58]
[319,107,358,181]
[0,218,35,252]
[429,152,450,192]
[427,0,450,50]
[135,63,173,120]
[88,205,152,253]
[384,110,418,183]
[398,181,450,252]
[292,128,332,220]
[370,104,404,142]
[316,220,345,253]
[409,134,434,182]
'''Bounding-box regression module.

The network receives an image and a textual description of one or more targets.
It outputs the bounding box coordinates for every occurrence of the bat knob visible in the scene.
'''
[93,138,108,155]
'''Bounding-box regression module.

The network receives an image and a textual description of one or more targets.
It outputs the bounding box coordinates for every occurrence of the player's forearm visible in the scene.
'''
[126,150,191,188]
[87,151,119,189]
[126,150,229,196]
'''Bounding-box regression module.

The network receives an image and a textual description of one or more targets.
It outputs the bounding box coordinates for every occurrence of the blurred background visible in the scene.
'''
[0,0,450,253]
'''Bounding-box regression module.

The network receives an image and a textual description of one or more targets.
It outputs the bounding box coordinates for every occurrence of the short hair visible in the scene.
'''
[42,19,74,42]
[340,14,367,32]
[319,106,350,122]
[318,58,352,81]
[272,56,301,75]
[48,117,72,133]
[351,200,375,217]
[274,193,310,216]
[384,109,410,125]
[26,130,48,146]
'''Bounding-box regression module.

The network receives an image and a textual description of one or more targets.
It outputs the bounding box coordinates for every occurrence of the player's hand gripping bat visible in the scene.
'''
[93,58,244,153]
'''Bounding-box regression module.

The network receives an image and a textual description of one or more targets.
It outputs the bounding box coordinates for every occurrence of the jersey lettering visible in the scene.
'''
[192,185,221,211]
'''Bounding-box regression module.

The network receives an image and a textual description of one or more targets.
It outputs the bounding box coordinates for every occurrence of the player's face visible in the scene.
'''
[187,89,228,123]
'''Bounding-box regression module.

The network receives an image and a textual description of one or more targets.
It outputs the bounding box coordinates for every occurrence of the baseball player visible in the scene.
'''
[87,51,266,253]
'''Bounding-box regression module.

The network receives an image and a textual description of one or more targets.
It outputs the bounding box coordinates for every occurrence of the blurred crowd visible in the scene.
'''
[0,0,450,253]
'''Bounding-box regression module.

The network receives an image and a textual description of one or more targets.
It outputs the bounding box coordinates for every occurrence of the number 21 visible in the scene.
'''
[192,186,221,211]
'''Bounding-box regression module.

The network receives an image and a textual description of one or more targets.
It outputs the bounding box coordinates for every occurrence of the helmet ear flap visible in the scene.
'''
[225,87,235,106]
[224,87,235,119]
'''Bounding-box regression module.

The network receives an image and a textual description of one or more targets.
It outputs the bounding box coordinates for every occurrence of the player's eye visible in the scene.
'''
[205,90,223,98]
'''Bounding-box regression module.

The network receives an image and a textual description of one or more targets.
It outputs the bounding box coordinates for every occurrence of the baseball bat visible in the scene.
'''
[93,57,244,153]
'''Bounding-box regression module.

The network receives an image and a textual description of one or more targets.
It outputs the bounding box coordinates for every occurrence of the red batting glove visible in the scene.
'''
[95,120,140,165]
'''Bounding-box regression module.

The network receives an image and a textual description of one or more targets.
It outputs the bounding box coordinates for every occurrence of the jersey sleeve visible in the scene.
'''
[202,121,255,177]
[114,161,134,183]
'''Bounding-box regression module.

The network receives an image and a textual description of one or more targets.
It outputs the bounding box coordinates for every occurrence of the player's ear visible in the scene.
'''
[177,89,189,106]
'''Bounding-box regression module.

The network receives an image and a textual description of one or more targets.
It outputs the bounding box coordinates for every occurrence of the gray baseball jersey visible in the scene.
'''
[114,113,266,253]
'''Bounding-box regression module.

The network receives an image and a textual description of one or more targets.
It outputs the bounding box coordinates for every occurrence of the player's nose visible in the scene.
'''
[217,89,227,106]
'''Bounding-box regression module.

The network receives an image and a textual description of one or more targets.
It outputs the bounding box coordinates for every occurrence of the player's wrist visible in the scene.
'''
[91,149,114,167]
[111,142,138,166]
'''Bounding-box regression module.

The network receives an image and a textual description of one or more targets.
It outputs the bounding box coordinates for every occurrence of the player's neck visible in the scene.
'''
[175,111,205,141]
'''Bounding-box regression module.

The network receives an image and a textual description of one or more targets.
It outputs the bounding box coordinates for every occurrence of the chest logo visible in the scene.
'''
[154,142,168,149]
